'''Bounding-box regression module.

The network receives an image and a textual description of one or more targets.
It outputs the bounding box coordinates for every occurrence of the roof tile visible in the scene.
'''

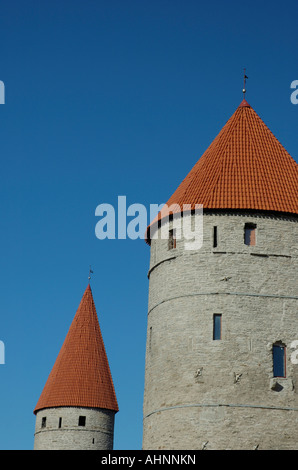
[147,100,298,242]
[34,284,118,414]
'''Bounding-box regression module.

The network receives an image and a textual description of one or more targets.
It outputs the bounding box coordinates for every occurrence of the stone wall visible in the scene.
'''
[34,407,115,450]
[143,211,298,449]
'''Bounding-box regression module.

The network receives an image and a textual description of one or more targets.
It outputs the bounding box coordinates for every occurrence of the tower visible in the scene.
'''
[143,99,298,449]
[33,284,118,450]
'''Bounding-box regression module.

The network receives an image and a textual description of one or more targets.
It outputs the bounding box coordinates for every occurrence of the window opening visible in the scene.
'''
[213,314,222,340]
[273,344,286,377]
[213,226,218,248]
[78,416,86,427]
[244,223,256,246]
[168,229,176,250]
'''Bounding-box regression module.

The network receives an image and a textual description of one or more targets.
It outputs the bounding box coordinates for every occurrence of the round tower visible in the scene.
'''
[34,284,118,450]
[143,99,298,450]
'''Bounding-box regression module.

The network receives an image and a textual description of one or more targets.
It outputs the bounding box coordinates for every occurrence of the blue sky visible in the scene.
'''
[0,0,297,450]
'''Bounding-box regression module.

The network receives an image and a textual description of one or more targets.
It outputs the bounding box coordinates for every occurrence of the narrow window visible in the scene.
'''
[273,344,286,377]
[41,417,47,428]
[168,229,176,250]
[244,223,256,246]
[213,314,222,340]
[213,226,218,248]
[149,326,152,352]
[92,438,95,444]
[58,417,62,428]
[78,416,86,427]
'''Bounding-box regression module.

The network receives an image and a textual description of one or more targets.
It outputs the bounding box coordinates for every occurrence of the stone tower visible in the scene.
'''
[143,99,298,450]
[34,284,118,450]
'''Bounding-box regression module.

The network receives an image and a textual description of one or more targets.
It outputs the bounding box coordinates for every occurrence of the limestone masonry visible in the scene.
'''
[143,98,298,449]
[143,212,298,449]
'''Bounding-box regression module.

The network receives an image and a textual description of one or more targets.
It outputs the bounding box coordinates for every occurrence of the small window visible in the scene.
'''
[273,344,286,377]
[41,417,47,428]
[213,314,222,340]
[244,223,256,246]
[149,326,152,352]
[58,417,62,428]
[213,226,218,248]
[168,229,176,250]
[78,416,86,427]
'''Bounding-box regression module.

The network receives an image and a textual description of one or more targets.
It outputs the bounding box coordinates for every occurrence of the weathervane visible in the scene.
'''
[243,68,248,99]
[88,265,93,282]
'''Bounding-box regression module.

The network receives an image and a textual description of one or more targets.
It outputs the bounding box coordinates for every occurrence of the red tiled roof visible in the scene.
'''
[146,99,298,242]
[34,285,118,414]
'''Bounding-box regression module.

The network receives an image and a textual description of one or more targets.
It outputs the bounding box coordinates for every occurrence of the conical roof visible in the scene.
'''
[147,99,298,243]
[34,284,118,413]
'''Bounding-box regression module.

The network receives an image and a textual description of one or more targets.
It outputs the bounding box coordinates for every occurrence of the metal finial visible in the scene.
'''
[243,68,248,98]
[88,265,93,282]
